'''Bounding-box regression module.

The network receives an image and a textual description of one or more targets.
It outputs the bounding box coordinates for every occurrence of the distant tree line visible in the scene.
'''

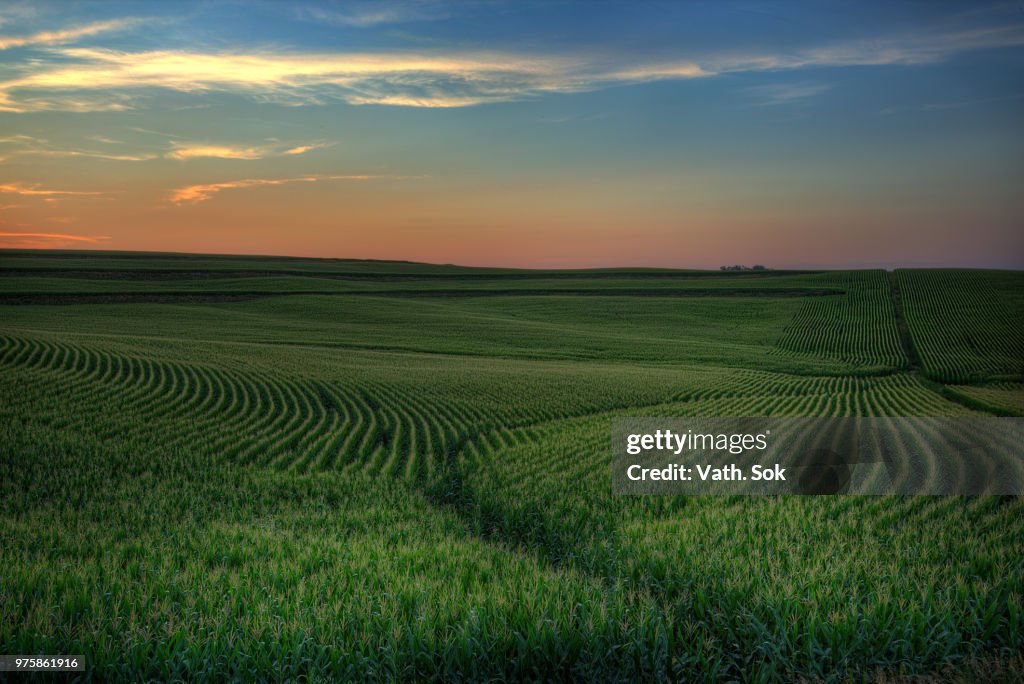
[720,264,768,271]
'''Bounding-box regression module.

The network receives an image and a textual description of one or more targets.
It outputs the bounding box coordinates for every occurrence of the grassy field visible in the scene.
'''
[1,251,1022,681]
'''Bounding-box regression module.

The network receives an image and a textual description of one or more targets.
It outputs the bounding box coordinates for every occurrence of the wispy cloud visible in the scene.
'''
[0,182,105,197]
[0,134,44,145]
[0,132,327,162]
[741,82,832,106]
[0,93,135,113]
[0,18,140,50]
[283,143,329,155]
[165,140,329,160]
[617,24,1024,80]
[0,231,111,248]
[168,174,394,204]
[600,63,709,83]
[0,148,154,161]
[0,231,108,242]
[0,48,580,112]
[298,2,444,28]
[166,144,269,161]
[0,134,155,161]
[789,23,1024,68]
[0,22,1021,111]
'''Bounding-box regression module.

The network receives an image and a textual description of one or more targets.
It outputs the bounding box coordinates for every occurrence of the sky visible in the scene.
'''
[0,1,1022,269]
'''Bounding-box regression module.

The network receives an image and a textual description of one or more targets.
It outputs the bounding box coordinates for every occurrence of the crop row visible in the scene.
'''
[0,415,681,682]
[0,330,978,497]
[897,269,1024,383]
[1,292,1020,682]
[772,270,906,372]
[451,405,1023,679]
[945,382,1024,417]
[0,334,506,479]
[0,333,737,481]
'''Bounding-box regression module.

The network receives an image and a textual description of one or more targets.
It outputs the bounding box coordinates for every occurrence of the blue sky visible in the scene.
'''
[0,1,1021,267]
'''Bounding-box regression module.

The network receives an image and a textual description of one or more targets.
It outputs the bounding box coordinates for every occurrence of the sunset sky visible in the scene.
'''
[0,1,1021,268]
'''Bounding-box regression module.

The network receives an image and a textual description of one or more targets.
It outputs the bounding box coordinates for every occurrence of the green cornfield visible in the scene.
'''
[1,252,1022,681]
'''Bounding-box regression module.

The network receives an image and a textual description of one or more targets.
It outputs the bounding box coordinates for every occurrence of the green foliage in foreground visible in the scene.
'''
[0,253,1022,681]
[1,422,674,681]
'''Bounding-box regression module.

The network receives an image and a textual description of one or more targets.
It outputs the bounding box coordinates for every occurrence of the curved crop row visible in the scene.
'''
[0,333,762,482]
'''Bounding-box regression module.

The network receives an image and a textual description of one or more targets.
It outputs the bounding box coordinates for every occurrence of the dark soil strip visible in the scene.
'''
[0,250,421,264]
[0,268,826,281]
[0,289,843,304]
[886,271,920,370]
[887,271,1007,415]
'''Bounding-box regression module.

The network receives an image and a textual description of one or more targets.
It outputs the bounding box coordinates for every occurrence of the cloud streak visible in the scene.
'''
[741,82,832,106]
[0,147,155,161]
[0,48,580,111]
[0,21,1021,111]
[0,18,139,50]
[0,231,109,242]
[283,143,328,155]
[297,3,444,28]
[168,174,393,204]
[165,140,328,160]
[0,134,327,162]
[0,231,111,249]
[0,133,155,161]
[166,144,270,161]
[0,182,105,197]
